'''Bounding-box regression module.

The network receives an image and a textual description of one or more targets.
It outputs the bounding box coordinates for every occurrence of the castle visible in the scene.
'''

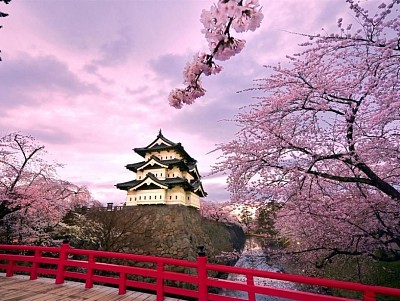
[116,130,207,208]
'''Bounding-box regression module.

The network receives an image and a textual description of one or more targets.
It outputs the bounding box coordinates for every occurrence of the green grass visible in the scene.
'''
[315,257,400,301]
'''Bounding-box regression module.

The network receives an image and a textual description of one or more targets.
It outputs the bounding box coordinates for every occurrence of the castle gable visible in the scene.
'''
[137,156,169,171]
[129,173,168,191]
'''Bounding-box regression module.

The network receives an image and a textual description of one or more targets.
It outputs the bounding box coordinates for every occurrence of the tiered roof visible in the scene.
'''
[126,156,200,179]
[133,130,195,162]
[116,130,207,197]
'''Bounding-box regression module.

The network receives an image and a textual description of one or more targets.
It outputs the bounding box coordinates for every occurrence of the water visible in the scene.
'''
[222,237,297,301]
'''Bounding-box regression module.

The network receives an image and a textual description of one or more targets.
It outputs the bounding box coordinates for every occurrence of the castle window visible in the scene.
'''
[130,197,132,202]
[173,174,175,177]
[187,197,190,200]
[160,195,162,199]
[175,195,178,200]
[170,156,172,159]
[135,197,137,201]
[149,196,151,200]
[169,196,172,200]
[139,196,141,200]
[144,196,146,200]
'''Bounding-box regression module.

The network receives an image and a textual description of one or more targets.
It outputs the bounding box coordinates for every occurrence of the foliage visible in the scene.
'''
[169,0,263,108]
[84,207,149,252]
[254,200,281,238]
[200,199,241,225]
[52,206,103,249]
[0,133,94,244]
[53,206,147,252]
[212,0,400,265]
[238,206,253,229]
[310,256,400,300]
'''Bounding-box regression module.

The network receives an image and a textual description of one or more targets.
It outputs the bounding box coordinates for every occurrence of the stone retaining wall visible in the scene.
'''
[101,204,245,262]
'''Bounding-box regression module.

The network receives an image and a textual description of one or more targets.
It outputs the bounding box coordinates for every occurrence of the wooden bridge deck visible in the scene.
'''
[0,274,183,301]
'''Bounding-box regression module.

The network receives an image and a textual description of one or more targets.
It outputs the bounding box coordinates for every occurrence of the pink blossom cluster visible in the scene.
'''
[200,200,241,225]
[169,52,221,109]
[169,0,263,109]
[0,133,95,244]
[212,0,400,264]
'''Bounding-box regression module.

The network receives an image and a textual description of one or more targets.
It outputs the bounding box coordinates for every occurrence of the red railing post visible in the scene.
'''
[85,254,95,289]
[364,290,376,301]
[119,272,127,295]
[246,274,256,301]
[55,242,70,285]
[156,262,164,301]
[6,259,15,277]
[197,246,208,301]
[30,249,41,280]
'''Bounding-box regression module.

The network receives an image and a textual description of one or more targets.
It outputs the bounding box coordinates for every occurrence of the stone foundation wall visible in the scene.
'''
[99,204,245,262]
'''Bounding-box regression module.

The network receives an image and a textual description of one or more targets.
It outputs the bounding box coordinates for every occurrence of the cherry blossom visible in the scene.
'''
[169,0,263,109]
[0,133,95,244]
[200,200,241,225]
[213,0,400,264]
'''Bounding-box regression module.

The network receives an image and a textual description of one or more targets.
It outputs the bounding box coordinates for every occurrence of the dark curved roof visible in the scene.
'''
[133,130,196,163]
[116,179,137,190]
[191,180,207,197]
[116,172,207,197]
[126,156,198,176]
[126,156,168,172]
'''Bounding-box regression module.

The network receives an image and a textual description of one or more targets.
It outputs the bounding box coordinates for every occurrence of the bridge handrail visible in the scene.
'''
[0,243,400,301]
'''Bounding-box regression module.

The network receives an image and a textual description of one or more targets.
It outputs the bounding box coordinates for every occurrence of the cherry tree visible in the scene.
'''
[0,133,94,244]
[213,0,400,265]
[169,0,263,109]
[200,199,240,225]
[52,206,103,249]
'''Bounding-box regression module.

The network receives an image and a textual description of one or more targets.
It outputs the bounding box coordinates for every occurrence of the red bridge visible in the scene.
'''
[1,243,400,301]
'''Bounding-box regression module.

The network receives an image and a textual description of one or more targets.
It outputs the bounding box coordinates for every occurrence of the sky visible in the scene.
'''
[0,0,364,205]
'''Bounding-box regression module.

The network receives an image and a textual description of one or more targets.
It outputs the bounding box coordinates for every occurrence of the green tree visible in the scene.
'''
[255,200,281,238]
[239,206,253,230]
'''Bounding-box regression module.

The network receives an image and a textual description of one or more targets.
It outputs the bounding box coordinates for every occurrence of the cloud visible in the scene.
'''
[92,27,136,67]
[202,180,230,202]
[0,54,98,110]
[28,127,75,146]
[149,53,190,85]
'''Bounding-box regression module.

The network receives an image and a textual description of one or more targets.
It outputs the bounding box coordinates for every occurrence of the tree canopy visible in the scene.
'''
[0,133,94,244]
[212,0,400,265]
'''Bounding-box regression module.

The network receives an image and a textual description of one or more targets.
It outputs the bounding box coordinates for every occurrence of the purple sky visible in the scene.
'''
[0,0,355,204]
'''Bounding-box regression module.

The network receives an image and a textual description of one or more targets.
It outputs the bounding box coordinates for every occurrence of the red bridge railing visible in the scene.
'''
[0,243,400,301]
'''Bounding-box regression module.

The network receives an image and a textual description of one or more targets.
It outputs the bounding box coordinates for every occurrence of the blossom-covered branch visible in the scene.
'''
[212,0,400,264]
[0,133,95,244]
[169,0,263,109]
